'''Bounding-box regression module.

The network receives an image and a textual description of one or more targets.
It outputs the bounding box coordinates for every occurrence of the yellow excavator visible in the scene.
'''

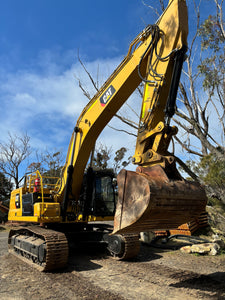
[8,0,207,271]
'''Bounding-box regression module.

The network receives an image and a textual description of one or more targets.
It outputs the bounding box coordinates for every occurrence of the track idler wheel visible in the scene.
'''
[104,234,140,260]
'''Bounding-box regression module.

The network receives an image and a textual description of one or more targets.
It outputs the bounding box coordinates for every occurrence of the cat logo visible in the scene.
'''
[100,85,115,107]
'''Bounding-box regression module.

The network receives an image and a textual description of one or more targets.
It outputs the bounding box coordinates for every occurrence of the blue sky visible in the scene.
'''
[0,0,154,170]
[0,0,148,69]
[0,0,216,177]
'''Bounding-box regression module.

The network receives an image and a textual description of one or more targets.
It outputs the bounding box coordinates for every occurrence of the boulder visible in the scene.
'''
[180,246,191,254]
[180,242,220,255]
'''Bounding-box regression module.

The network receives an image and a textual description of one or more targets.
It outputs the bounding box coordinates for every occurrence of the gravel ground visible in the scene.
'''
[0,227,225,300]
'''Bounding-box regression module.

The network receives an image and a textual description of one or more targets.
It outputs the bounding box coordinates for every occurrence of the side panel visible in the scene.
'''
[8,188,61,223]
[8,188,24,219]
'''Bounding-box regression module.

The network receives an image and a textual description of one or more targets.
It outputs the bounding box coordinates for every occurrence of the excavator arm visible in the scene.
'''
[56,0,207,232]
[56,22,160,207]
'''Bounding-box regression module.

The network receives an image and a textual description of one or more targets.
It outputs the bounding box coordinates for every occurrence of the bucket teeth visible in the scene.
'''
[113,166,207,235]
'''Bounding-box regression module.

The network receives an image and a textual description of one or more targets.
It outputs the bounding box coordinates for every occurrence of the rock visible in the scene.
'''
[180,246,191,254]
[140,231,155,244]
[211,236,225,250]
[212,234,220,240]
[209,243,220,256]
[191,243,212,254]
[180,242,221,255]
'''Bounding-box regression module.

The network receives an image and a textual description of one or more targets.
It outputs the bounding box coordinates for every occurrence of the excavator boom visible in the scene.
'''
[57,0,206,233]
[58,0,206,233]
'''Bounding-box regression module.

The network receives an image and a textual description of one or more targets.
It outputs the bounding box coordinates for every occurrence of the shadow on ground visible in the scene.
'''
[170,271,225,295]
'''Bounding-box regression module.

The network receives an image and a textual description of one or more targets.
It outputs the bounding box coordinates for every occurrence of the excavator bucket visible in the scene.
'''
[113,165,207,235]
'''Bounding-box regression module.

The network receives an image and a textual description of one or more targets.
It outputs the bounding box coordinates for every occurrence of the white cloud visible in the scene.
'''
[0,53,138,164]
[13,93,36,106]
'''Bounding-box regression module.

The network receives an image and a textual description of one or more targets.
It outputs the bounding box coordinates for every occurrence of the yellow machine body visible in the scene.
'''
[7,0,207,270]
[8,171,61,223]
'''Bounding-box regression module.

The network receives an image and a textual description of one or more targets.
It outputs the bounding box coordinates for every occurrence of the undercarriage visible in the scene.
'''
[8,223,140,271]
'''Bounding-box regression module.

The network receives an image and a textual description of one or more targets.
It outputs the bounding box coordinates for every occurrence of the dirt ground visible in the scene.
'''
[0,227,225,300]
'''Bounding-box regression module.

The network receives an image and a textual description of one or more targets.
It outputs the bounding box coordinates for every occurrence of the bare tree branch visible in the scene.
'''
[107,125,137,137]
[174,155,200,182]
[0,133,31,188]
[114,114,139,130]
[125,102,140,119]
[141,0,161,17]
[77,50,99,92]
[174,136,203,157]
[215,0,225,38]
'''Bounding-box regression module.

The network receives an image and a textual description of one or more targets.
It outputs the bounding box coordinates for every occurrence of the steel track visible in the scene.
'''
[113,234,140,260]
[8,226,68,271]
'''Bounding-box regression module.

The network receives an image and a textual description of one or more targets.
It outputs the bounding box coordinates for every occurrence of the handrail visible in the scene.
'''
[25,170,60,202]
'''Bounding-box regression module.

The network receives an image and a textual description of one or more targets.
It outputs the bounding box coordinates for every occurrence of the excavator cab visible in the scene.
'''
[79,168,116,220]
